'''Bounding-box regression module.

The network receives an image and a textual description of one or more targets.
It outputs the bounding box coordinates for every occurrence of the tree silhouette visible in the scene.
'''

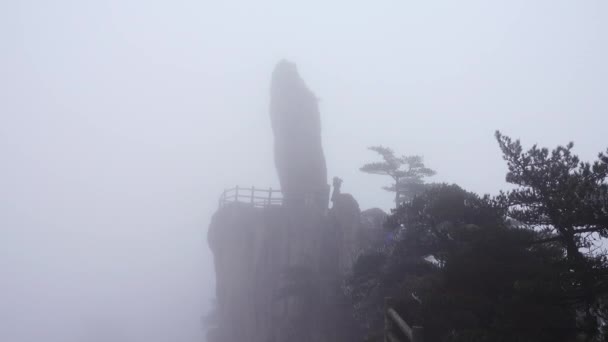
[360,146,435,206]
[495,131,608,338]
[348,184,577,342]
[495,131,608,258]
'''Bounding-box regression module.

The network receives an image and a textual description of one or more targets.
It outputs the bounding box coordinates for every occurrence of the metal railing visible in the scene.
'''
[218,186,283,208]
[218,185,332,210]
[384,297,424,342]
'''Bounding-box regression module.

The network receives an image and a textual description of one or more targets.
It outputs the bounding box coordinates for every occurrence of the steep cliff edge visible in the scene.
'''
[207,203,341,342]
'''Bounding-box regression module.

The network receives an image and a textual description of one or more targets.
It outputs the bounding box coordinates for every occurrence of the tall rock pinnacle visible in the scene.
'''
[270,60,329,208]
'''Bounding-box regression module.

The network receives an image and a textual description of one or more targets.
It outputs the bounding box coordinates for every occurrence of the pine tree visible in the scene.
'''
[495,131,608,338]
[360,146,435,206]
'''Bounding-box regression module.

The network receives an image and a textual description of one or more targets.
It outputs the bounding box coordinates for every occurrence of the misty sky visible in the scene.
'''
[1,1,607,341]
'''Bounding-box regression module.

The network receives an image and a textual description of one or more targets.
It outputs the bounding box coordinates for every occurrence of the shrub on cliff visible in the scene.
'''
[347,184,578,342]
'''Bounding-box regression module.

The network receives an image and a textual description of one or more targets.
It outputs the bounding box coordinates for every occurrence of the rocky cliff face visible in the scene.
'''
[207,204,341,342]
[206,203,385,342]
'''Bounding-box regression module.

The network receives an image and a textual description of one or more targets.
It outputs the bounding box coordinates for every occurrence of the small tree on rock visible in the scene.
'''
[360,146,436,206]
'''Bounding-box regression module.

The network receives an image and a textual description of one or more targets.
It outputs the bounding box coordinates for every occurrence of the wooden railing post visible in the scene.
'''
[217,186,284,209]
[384,297,424,342]
[268,187,272,207]
[384,297,392,342]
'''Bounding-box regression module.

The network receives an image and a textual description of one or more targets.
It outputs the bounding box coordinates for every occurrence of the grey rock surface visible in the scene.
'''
[270,60,328,208]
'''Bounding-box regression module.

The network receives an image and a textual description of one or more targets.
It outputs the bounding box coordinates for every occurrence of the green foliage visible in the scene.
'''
[348,184,578,342]
[360,146,436,206]
[495,131,608,339]
[495,131,608,244]
[345,135,608,341]
[386,183,504,232]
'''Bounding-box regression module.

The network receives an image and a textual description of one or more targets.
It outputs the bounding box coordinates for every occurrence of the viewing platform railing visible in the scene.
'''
[218,186,283,209]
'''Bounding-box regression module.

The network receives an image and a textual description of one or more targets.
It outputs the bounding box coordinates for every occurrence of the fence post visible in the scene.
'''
[268,187,272,207]
[384,297,392,342]
[251,186,255,206]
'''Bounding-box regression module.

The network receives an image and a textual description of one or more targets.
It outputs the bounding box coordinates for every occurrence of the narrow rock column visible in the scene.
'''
[270,60,329,209]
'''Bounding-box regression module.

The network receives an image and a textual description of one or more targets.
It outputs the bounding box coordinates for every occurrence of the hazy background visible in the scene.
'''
[1,1,607,341]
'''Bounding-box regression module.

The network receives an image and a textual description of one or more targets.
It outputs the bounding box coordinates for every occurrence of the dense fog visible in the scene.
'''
[1,1,607,341]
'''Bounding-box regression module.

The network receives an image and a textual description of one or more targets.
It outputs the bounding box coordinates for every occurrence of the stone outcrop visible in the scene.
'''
[270,60,329,209]
[330,177,361,273]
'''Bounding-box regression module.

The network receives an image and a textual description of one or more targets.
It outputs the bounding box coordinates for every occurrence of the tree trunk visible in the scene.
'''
[394,177,400,207]
[562,229,597,338]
